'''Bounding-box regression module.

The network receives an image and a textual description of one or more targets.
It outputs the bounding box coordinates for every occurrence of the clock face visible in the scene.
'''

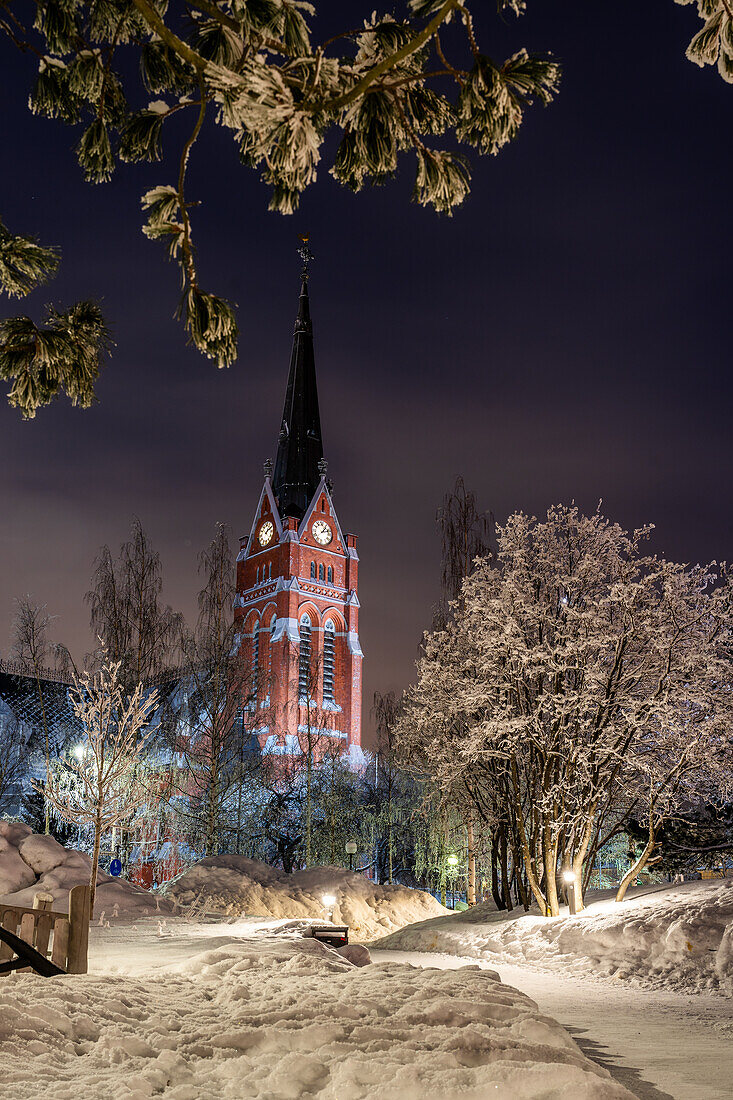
[258,520,274,547]
[312,519,332,546]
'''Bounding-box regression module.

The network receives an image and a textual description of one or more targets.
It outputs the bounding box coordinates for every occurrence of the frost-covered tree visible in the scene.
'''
[0,1,561,416]
[42,654,159,911]
[398,504,733,916]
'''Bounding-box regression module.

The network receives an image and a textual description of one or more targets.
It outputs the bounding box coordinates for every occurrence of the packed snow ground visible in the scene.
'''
[0,914,634,1099]
[160,854,448,939]
[374,879,733,995]
[370,950,733,1100]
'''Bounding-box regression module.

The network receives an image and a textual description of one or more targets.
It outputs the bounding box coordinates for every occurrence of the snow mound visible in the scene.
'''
[18,832,67,874]
[161,854,448,939]
[0,823,172,919]
[374,879,733,995]
[0,931,633,1098]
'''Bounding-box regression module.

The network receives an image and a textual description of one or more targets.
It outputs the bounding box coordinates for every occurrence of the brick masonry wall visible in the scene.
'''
[234,478,362,753]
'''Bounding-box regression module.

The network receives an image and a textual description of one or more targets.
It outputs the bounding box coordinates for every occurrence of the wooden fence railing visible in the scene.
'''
[0,884,90,976]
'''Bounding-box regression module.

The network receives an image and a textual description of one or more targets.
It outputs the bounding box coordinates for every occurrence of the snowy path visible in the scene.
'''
[370,949,733,1100]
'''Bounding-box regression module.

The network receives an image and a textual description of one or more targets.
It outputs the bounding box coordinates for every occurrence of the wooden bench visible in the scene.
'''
[308,925,349,949]
[0,885,90,976]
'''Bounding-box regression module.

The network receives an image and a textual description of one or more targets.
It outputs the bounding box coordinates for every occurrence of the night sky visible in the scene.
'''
[2,2,732,746]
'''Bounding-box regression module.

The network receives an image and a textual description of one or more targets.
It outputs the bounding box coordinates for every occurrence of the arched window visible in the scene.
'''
[318,563,325,582]
[310,561,316,579]
[268,562,272,579]
[323,621,335,704]
[299,614,311,700]
[256,566,260,584]
[327,566,333,584]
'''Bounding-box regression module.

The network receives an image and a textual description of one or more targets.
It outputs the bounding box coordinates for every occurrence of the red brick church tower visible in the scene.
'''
[234,246,362,756]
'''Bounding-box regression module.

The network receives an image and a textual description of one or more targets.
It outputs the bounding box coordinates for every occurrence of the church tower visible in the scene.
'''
[234,246,362,756]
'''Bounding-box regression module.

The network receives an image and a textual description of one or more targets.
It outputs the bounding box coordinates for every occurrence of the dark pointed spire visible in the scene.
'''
[271,242,324,518]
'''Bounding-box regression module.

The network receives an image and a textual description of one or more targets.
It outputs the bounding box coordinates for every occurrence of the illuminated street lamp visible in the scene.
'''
[562,870,578,916]
[72,744,85,760]
[322,893,336,921]
[345,841,357,871]
[446,853,460,908]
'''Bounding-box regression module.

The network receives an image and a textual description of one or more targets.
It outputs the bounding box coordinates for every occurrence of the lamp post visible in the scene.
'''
[446,853,459,909]
[322,893,336,922]
[345,841,357,871]
[562,870,578,916]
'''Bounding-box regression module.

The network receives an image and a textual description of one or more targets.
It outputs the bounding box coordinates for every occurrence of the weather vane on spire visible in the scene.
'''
[298,235,314,277]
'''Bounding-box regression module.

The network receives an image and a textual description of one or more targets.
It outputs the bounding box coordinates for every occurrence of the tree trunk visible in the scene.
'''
[543,824,560,917]
[511,761,548,914]
[305,745,312,866]
[33,670,51,834]
[89,811,102,915]
[499,824,513,911]
[490,830,504,910]
[571,806,597,912]
[616,818,657,902]
[466,817,476,906]
[206,768,219,856]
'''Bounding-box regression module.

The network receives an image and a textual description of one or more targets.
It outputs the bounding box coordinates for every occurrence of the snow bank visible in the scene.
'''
[0,923,633,1099]
[161,854,448,939]
[0,822,172,918]
[374,879,733,995]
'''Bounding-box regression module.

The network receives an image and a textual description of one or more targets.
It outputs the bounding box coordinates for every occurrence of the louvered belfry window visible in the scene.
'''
[323,621,335,704]
[299,614,311,699]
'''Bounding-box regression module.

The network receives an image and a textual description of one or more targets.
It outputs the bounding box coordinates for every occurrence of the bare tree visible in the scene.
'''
[372,691,402,884]
[289,646,334,868]
[434,476,494,626]
[0,713,30,818]
[42,655,159,912]
[11,596,56,833]
[86,518,182,691]
[170,523,260,856]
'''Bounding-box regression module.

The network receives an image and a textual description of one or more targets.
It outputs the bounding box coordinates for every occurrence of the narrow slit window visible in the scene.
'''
[310,561,316,579]
[327,566,333,584]
[319,563,325,582]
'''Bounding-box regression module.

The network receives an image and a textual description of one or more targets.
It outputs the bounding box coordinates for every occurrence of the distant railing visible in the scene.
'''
[0,658,76,686]
[0,658,191,689]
